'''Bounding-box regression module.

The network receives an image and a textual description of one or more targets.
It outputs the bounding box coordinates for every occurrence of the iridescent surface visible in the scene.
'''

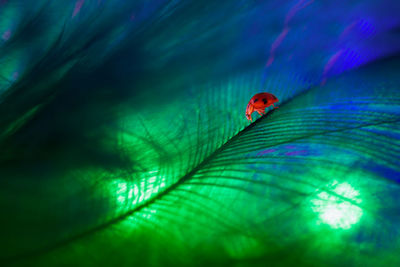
[0,0,400,266]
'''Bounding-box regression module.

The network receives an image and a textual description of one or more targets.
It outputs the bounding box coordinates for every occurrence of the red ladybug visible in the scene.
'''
[245,92,279,122]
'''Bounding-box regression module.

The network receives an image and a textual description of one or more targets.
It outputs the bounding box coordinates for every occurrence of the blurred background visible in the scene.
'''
[0,0,400,266]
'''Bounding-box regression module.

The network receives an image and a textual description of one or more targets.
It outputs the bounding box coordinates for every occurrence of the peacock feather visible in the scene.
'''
[1,0,400,266]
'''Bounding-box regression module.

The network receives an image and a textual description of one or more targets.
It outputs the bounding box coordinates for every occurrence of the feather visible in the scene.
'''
[1,0,400,266]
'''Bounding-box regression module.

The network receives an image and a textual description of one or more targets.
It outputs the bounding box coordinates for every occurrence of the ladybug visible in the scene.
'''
[245,92,279,122]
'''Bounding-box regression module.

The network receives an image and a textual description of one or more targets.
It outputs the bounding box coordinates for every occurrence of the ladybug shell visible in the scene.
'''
[250,92,279,108]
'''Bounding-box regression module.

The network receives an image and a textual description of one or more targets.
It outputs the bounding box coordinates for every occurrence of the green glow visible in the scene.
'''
[112,179,139,209]
[311,180,363,229]
[112,170,167,212]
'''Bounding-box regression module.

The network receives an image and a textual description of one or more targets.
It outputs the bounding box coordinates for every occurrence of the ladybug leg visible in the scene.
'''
[256,108,266,115]
[246,114,253,122]
[272,104,279,109]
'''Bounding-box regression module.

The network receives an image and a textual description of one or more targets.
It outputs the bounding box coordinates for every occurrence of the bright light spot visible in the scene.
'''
[149,176,156,183]
[116,182,127,204]
[160,176,166,188]
[113,180,139,206]
[311,181,363,229]
[112,171,165,208]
